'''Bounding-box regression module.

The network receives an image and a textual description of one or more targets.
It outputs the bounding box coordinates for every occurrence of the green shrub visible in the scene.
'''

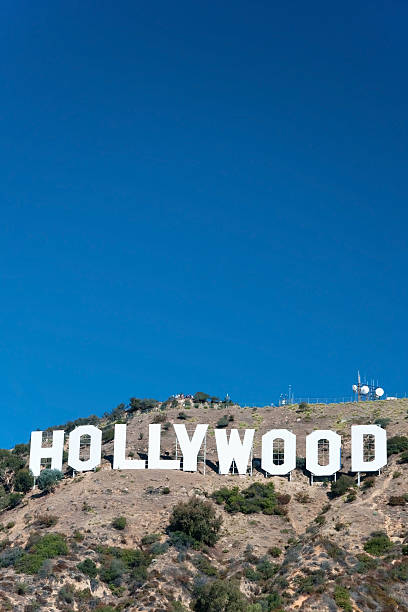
[387,436,408,456]
[193,554,218,576]
[141,533,161,546]
[97,545,151,589]
[178,412,188,420]
[216,415,233,428]
[374,418,391,429]
[13,443,30,456]
[77,558,98,579]
[355,553,379,573]
[36,514,58,528]
[168,497,222,547]
[193,579,248,612]
[193,392,211,404]
[14,470,34,493]
[112,516,127,530]
[168,530,196,551]
[297,402,309,412]
[295,569,325,594]
[15,581,28,595]
[212,482,280,515]
[255,592,283,611]
[0,546,23,567]
[59,584,75,604]
[16,533,68,574]
[150,541,168,555]
[364,532,393,556]
[102,427,115,443]
[330,475,355,498]
[99,557,125,585]
[37,469,63,493]
[390,560,408,581]
[4,492,23,509]
[334,585,352,611]
[362,477,375,489]
[398,451,408,464]
[152,412,167,424]
[268,546,282,558]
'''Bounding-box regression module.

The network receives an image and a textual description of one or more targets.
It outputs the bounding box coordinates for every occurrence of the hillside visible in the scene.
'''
[0,398,408,611]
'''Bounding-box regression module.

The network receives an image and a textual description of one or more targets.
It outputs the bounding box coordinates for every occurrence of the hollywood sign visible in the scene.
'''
[29,424,387,478]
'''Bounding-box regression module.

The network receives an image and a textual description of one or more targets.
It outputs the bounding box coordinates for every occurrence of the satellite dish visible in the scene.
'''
[361,385,369,395]
[375,387,384,398]
[352,384,357,392]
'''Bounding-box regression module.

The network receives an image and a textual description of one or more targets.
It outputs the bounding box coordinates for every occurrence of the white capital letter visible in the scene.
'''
[261,429,296,475]
[68,425,102,472]
[306,430,341,476]
[215,428,254,475]
[113,424,145,469]
[351,425,387,472]
[148,424,180,470]
[29,430,64,477]
[174,424,208,471]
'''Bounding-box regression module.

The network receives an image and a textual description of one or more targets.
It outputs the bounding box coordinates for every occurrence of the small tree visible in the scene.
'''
[77,558,97,578]
[387,436,408,456]
[364,531,393,556]
[193,392,210,404]
[168,497,222,547]
[112,516,127,530]
[14,469,34,493]
[193,579,248,612]
[37,469,63,494]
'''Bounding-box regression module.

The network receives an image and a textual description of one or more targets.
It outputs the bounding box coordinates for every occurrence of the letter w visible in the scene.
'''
[215,429,254,475]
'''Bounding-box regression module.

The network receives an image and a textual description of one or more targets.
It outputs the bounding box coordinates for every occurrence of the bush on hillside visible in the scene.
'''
[102,427,115,443]
[362,477,375,490]
[193,392,211,404]
[97,545,151,590]
[112,516,127,530]
[330,475,355,498]
[334,585,352,612]
[168,497,222,547]
[216,415,234,428]
[59,584,75,604]
[374,418,391,429]
[36,514,58,528]
[16,533,68,574]
[152,413,167,424]
[212,482,281,515]
[297,402,309,412]
[14,469,34,493]
[77,558,98,578]
[0,492,23,510]
[363,532,393,556]
[128,398,160,414]
[398,451,408,464]
[192,579,248,612]
[37,469,63,493]
[387,436,408,456]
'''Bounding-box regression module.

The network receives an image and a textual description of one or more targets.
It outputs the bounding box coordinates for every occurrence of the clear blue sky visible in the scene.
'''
[1,1,407,447]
